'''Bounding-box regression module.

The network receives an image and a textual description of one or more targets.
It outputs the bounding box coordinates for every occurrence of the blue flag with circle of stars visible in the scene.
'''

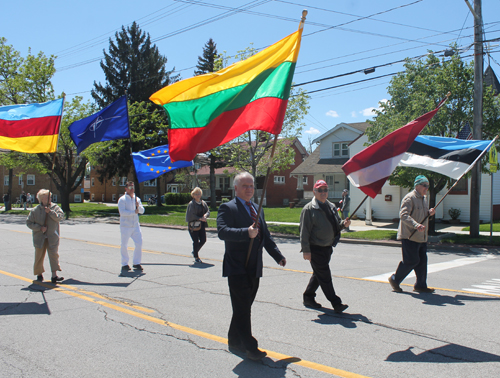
[132,144,193,183]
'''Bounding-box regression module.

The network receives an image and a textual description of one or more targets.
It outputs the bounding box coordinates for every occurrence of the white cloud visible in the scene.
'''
[305,126,321,135]
[326,110,339,118]
[360,99,388,117]
[351,111,357,118]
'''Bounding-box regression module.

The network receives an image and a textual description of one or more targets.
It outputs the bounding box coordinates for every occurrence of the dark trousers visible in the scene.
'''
[394,239,428,288]
[227,274,260,352]
[304,245,342,306]
[189,223,206,258]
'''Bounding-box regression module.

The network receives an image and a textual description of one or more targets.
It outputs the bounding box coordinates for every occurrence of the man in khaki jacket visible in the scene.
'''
[388,175,436,293]
[26,189,64,283]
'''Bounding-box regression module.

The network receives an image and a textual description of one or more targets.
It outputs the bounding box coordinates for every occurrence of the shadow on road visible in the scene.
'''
[232,355,301,377]
[386,344,500,363]
[403,292,500,306]
[313,311,372,328]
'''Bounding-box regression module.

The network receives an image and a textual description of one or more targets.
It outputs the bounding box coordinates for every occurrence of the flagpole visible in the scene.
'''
[409,134,499,238]
[123,93,138,210]
[245,136,278,267]
[347,195,369,219]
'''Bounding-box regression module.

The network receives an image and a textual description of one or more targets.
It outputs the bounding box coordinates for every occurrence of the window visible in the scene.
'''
[144,179,157,187]
[302,176,308,185]
[112,177,116,186]
[18,174,23,186]
[91,193,95,201]
[91,177,95,187]
[74,194,82,203]
[112,194,116,202]
[333,143,349,157]
[449,178,468,195]
[171,186,178,193]
[102,194,105,201]
[274,176,285,184]
[4,176,8,186]
[119,177,127,186]
[27,174,35,186]
[52,194,57,202]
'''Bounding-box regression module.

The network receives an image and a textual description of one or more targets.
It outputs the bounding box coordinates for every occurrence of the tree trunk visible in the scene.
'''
[59,186,71,215]
[210,154,216,208]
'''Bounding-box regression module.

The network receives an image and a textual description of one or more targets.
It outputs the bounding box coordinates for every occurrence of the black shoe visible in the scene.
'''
[413,286,435,293]
[133,264,143,271]
[388,275,403,293]
[122,265,131,271]
[303,299,322,308]
[228,341,245,354]
[246,349,267,361]
[333,303,349,313]
[36,275,43,282]
[194,258,202,263]
[51,276,64,284]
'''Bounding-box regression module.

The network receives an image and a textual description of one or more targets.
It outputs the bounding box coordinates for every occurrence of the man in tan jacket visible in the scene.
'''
[388,175,436,293]
[26,189,64,283]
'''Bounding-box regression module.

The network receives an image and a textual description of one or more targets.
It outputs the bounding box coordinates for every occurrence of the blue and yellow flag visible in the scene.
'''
[132,144,193,183]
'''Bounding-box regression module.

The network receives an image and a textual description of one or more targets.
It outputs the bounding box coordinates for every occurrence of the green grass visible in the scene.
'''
[461,222,500,232]
[440,234,500,246]
[341,230,398,241]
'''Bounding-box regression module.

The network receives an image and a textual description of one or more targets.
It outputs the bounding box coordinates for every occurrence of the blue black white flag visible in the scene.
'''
[132,144,193,183]
[69,96,130,154]
[398,135,492,179]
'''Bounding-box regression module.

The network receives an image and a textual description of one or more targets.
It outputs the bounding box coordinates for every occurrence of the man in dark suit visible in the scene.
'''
[217,172,286,361]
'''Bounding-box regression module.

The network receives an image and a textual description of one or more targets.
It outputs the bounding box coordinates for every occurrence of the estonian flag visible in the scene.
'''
[398,135,492,179]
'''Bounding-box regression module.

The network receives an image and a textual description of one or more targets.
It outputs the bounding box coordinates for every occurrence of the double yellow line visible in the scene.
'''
[0,268,371,378]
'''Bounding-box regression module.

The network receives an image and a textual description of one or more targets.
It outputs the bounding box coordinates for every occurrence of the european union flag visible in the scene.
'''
[69,96,130,154]
[132,144,193,183]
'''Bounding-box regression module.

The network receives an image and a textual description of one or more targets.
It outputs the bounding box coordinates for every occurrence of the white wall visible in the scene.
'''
[319,125,362,159]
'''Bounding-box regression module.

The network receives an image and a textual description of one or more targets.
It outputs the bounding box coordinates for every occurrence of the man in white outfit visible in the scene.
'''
[118,181,145,272]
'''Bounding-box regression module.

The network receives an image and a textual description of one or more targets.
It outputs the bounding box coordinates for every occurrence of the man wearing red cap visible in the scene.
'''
[300,179,350,313]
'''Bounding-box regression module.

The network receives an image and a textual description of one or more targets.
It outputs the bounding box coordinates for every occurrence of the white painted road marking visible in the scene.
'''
[363,254,497,281]
[463,279,500,295]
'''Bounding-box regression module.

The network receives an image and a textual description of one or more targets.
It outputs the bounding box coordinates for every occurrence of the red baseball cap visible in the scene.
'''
[313,179,328,189]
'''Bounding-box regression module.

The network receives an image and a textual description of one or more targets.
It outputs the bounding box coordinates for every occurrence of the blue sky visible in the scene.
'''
[2,0,500,149]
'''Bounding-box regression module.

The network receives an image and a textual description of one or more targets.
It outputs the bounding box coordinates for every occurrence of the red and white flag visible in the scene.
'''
[342,106,442,198]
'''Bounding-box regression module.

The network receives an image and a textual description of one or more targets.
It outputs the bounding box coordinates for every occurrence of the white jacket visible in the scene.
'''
[118,193,145,228]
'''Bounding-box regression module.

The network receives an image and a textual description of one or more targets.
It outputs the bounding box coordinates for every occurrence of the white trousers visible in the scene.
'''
[120,226,142,266]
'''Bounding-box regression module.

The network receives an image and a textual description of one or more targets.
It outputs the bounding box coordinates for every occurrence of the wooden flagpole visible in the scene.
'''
[409,134,499,238]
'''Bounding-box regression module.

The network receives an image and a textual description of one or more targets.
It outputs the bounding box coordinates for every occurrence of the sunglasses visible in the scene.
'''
[421,184,429,188]
[316,188,328,193]
[127,186,134,190]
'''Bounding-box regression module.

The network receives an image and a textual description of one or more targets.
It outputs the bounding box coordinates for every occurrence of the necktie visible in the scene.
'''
[246,201,260,237]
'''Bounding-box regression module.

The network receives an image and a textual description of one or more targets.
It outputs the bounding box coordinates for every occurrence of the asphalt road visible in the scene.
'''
[1,214,499,378]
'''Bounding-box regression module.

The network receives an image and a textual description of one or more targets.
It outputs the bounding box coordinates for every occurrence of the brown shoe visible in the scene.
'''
[388,276,403,293]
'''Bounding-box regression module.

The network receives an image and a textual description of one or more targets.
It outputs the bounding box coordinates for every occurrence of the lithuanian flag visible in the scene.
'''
[0,99,64,153]
[150,28,303,162]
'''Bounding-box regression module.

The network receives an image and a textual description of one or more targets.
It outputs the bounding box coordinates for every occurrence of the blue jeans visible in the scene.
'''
[394,239,428,288]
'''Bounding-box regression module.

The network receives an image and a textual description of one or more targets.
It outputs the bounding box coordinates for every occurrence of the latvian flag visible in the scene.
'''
[399,135,492,180]
[342,105,442,198]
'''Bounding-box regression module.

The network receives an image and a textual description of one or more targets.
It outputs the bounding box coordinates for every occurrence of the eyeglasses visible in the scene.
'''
[127,186,134,190]
[421,184,429,188]
[316,188,328,193]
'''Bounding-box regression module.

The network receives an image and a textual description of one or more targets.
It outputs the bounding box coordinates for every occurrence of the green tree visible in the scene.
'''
[0,38,56,210]
[91,21,179,107]
[367,48,500,233]
[194,38,218,76]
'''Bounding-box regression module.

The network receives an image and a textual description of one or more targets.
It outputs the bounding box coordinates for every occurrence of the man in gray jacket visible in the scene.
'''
[388,175,436,293]
[300,179,350,313]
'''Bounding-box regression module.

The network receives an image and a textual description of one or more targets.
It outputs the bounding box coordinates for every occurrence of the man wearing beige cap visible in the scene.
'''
[300,179,350,313]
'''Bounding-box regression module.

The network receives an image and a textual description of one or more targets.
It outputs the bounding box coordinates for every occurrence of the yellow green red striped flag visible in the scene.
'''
[150,27,303,162]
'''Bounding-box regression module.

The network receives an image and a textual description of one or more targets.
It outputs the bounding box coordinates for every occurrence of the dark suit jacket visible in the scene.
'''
[217,198,284,277]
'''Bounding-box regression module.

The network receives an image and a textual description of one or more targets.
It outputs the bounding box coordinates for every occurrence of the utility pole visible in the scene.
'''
[470,0,483,237]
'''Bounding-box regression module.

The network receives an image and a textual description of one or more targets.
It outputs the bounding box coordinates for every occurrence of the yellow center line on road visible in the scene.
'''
[10,230,500,298]
[0,268,371,378]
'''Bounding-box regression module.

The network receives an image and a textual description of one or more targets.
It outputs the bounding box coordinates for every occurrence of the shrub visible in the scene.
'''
[164,193,192,205]
[448,208,461,220]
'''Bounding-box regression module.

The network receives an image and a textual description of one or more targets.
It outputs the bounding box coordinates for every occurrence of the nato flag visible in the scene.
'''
[69,96,130,154]
[132,144,194,183]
